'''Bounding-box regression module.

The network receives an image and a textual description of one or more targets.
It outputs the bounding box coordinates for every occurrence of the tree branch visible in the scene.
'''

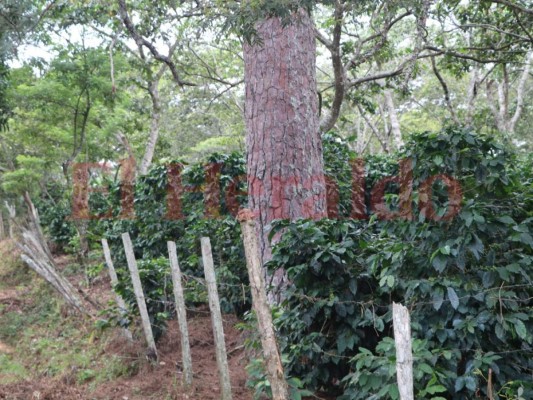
[117,0,195,87]
[430,56,460,125]
[319,0,346,133]
[490,0,533,15]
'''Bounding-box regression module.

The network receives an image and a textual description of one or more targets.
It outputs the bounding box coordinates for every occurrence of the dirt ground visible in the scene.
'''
[0,239,254,400]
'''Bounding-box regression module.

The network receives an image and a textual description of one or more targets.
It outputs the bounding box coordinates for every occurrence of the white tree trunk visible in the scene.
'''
[465,67,478,126]
[384,90,403,150]
[139,72,164,175]
[509,52,532,133]
[485,53,532,134]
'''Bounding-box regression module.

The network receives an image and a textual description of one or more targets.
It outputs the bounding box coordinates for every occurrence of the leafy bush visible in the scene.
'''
[97,152,251,337]
[35,184,77,252]
[268,127,533,399]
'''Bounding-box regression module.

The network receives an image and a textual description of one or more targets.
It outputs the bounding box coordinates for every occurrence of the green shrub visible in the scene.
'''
[98,152,251,338]
[268,127,533,399]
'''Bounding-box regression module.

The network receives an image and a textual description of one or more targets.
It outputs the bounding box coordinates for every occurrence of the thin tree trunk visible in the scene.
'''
[498,65,509,127]
[355,115,368,155]
[357,104,389,153]
[430,57,460,125]
[384,90,403,150]
[486,53,532,133]
[319,0,346,133]
[244,10,327,287]
[74,220,90,274]
[5,201,15,238]
[508,52,532,133]
[465,67,478,126]
[486,79,505,131]
[139,66,166,175]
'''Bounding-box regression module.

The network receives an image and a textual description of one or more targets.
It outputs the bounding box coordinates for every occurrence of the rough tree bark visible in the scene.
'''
[244,10,327,286]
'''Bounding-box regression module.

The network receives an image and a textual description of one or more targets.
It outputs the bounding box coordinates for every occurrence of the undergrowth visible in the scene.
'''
[0,239,136,389]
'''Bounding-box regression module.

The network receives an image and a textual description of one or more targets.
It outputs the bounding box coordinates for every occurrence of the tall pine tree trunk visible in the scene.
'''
[244,10,327,290]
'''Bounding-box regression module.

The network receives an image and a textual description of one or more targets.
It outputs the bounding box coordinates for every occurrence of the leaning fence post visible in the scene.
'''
[121,232,158,361]
[167,241,193,387]
[238,209,289,400]
[392,302,414,400]
[101,238,133,341]
[201,237,233,400]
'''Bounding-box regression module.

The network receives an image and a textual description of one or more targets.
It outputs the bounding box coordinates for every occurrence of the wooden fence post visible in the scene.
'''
[121,232,158,361]
[238,209,289,400]
[0,210,5,240]
[5,202,15,238]
[167,241,193,387]
[101,239,133,341]
[392,302,414,400]
[201,237,233,400]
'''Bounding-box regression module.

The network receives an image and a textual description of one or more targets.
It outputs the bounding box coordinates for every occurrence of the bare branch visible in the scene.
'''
[348,67,405,88]
[117,0,195,87]
[357,104,389,153]
[424,46,506,64]
[430,56,460,124]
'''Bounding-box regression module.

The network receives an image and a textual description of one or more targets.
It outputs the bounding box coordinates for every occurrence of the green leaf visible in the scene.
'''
[514,320,527,340]
[447,287,459,310]
[432,288,444,311]
[432,255,447,273]
[464,376,477,391]
[520,233,533,248]
[440,245,451,255]
[426,384,447,394]
[473,213,485,223]
[419,363,434,374]
[497,216,515,225]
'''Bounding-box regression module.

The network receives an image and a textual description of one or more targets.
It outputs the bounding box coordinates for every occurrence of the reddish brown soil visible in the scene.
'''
[95,315,252,400]
[0,314,253,400]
